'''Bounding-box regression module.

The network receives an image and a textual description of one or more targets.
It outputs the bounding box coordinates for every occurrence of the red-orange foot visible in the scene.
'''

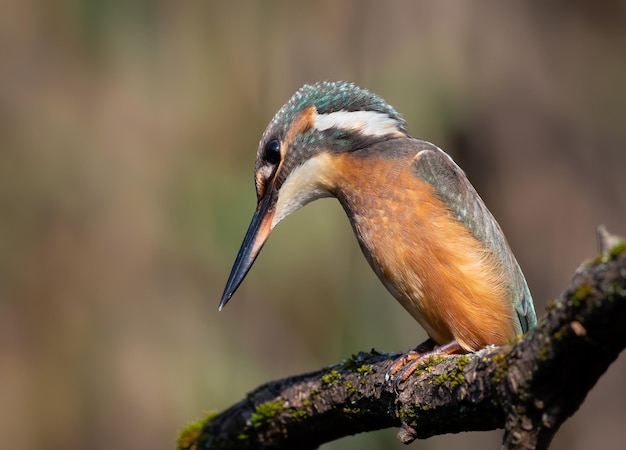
[386,338,437,380]
[387,339,464,392]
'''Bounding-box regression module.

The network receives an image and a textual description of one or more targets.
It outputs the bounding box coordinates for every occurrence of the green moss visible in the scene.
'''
[553,329,565,340]
[450,372,466,387]
[433,373,449,386]
[342,351,379,371]
[342,406,361,414]
[302,398,311,407]
[493,353,506,365]
[449,356,469,387]
[427,355,447,365]
[342,354,361,371]
[597,239,626,263]
[400,403,429,422]
[609,239,626,258]
[456,356,469,371]
[250,400,284,429]
[570,283,594,308]
[404,355,443,382]
[289,408,308,420]
[429,356,468,388]
[356,364,373,374]
[537,346,549,361]
[237,432,249,441]
[493,367,508,383]
[342,380,356,394]
[177,411,218,450]
[321,369,341,386]
[492,352,509,383]
[399,405,414,421]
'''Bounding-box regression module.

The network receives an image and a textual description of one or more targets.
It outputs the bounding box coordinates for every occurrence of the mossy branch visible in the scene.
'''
[181,228,626,450]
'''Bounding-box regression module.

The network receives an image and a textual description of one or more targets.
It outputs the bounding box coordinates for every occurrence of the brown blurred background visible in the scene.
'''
[1,1,625,449]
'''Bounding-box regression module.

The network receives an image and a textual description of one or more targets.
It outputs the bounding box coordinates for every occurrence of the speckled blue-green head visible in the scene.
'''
[255,81,409,197]
[263,80,406,138]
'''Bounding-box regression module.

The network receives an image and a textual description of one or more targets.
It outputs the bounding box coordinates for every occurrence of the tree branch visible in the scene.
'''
[180,228,626,450]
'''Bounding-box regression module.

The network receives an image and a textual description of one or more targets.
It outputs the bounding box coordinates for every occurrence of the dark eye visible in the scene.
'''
[263,139,281,165]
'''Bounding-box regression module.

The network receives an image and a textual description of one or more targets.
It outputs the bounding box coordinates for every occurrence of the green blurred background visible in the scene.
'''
[1,1,625,449]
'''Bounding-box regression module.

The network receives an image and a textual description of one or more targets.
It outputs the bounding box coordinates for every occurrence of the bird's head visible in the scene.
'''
[219,81,408,309]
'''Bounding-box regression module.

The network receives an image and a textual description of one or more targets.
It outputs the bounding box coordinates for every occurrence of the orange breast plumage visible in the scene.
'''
[332,151,516,351]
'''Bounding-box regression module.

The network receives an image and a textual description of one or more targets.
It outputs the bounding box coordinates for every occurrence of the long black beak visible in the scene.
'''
[219,193,275,310]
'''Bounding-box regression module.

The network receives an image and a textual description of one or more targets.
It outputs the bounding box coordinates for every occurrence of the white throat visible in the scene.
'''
[271,153,336,229]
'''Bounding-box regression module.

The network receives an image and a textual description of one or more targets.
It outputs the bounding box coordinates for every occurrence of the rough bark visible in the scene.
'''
[180,228,626,450]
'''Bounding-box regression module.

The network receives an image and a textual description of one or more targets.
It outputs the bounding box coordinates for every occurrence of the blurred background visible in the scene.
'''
[1,1,625,449]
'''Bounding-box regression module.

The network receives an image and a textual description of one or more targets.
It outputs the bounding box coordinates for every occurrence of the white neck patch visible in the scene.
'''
[313,110,403,137]
[271,153,335,229]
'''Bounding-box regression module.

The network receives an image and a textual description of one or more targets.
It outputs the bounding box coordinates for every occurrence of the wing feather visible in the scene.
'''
[413,145,537,333]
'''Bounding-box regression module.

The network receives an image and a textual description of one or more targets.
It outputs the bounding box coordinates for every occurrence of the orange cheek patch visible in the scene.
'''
[256,173,266,198]
[284,106,316,151]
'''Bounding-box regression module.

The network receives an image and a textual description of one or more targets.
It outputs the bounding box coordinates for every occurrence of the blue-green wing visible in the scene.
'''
[413,144,537,333]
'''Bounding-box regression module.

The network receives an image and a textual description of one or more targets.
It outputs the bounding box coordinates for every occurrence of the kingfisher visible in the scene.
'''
[219,81,537,382]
